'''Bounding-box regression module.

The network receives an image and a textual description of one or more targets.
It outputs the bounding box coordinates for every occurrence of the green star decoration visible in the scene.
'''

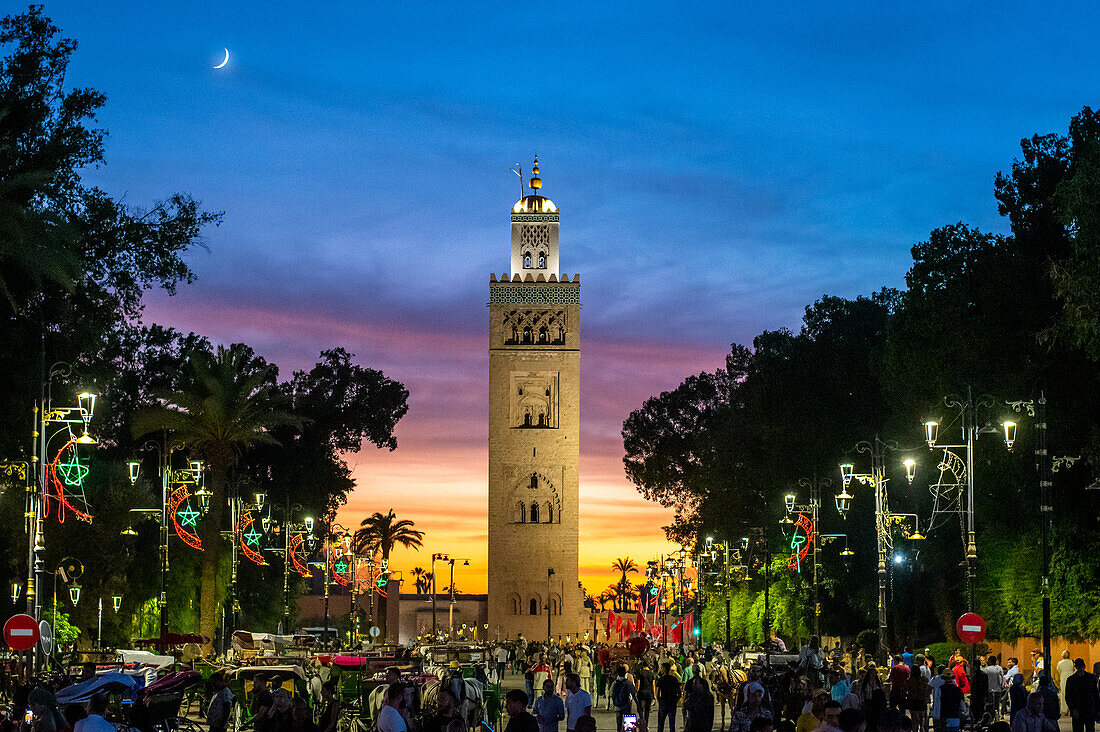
[56,455,88,487]
[334,560,348,573]
[245,526,262,546]
[177,505,200,528]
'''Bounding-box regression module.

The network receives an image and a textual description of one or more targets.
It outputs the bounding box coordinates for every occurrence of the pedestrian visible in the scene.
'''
[611,666,639,732]
[319,681,340,732]
[251,676,275,732]
[936,672,964,732]
[378,684,409,732]
[684,677,714,732]
[636,660,656,723]
[656,662,681,732]
[796,692,827,732]
[577,650,595,695]
[424,688,461,732]
[815,701,842,732]
[497,644,510,683]
[506,690,540,732]
[905,661,930,732]
[73,693,112,732]
[205,673,235,732]
[1005,659,1020,687]
[1010,693,1056,732]
[1036,673,1059,724]
[1009,675,1028,723]
[534,680,566,732]
[856,664,885,732]
[888,656,911,712]
[565,674,593,732]
[1064,658,1099,732]
[730,683,772,732]
[290,697,319,732]
[1057,652,1077,716]
[951,661,969,696]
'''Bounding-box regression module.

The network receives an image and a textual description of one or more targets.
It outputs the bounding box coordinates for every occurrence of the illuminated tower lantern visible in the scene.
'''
[488,158,585,640]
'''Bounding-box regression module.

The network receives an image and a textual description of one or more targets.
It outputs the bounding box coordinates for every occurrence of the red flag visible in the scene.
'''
[606,610,616,638]
[626,620,635,635]
[636,608,646,633]
[669,619,682,644]
[614,613,625,636]
[650,624,663,641]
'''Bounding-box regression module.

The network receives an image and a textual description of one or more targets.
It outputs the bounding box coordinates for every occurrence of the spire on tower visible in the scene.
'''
[529,156,542,191]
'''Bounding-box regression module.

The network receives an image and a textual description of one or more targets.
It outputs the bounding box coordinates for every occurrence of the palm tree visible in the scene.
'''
[411,566,426,595]
[133,344,298,642]
[353,509,424,639]
[612,557,639,588]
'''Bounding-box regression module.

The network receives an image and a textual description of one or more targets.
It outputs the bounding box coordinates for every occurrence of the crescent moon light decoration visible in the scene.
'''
[213,48,229,69]
[288,534,312,578]
[167,486,203,550]
[237,509,266,566]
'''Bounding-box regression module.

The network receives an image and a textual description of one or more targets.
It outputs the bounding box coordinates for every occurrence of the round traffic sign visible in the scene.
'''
[38,621,53,656]
[956,612,986,644]
[4,614,40,651]
[369,626,381,638]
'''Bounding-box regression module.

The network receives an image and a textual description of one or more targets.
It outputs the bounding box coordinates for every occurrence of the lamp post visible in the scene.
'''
[262,502,312,634]
[31,365,97,626]
[782,475,832,639]
[430,553,468,639]
[839,437,921,659]
[126,440,202,639]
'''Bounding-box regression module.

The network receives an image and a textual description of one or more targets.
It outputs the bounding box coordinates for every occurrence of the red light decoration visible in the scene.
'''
[45,439,93,524]
[288,534,311,578]
[787,513,815,572]
[167,485,203,550]
[237,510,266,566]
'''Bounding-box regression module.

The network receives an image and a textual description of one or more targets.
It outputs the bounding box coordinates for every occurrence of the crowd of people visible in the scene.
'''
[491,637,1100,732]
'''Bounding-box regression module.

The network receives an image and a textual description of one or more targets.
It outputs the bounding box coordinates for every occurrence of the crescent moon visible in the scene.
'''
[213,48,229,69]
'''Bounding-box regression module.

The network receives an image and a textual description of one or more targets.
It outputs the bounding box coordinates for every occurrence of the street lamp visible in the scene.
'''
[838,437,920,659]
[783,475,832,639]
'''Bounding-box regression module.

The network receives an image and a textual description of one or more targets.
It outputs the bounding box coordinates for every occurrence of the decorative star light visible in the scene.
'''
[56,455,89,487]
[244,526,262,546]
[334,560,348,574]
[177,505,200,528]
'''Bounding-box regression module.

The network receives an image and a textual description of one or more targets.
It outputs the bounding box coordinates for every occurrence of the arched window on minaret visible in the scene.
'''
[522,326,533,344]
[530,502,539,523]
[530,474,538,490]
[537,412,546,427]
[529,598,539,616]
[523,412,532,427]
[510,324,518,342]
[538,251,546,269]
[523,252,532,268]
[556,326,565,343]
[546,502,554,523]
[538,326,549,343]
[517,502,526,523]
[512,597,519,615]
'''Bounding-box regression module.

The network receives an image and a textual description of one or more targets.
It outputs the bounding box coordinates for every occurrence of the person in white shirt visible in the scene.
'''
[378,684,409,732]
[497,646,511,682]
[564,674,593,732]
[73,693,114,732]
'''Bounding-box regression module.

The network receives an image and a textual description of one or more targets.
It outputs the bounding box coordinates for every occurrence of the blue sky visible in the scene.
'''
[36,0,1099,588]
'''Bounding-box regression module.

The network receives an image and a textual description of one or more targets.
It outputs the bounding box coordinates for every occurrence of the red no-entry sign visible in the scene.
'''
[956,612,986,644]
[4,614,40,651]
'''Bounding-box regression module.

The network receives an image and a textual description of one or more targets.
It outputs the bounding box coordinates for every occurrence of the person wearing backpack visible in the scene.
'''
[612,666,639,732]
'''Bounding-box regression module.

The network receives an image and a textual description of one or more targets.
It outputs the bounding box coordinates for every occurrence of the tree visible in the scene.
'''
[352,509,423,640]
[411,566,427,595]
[133,343,298,643]
[612,557,638,587]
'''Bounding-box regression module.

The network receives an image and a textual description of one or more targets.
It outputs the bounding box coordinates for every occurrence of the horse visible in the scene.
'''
[712,664,747,727]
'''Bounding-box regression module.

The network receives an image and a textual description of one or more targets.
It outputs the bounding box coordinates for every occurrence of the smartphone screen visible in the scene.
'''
[23,710,33,724]
[623,714,638,732]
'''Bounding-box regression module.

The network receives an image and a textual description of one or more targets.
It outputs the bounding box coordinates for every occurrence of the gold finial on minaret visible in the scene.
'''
[529,155,542,191]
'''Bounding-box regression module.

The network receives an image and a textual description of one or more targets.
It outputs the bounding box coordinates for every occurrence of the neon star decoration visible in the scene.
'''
[245,526,262,547]
[177,505,200,528]
[45,439,93,524]
[56,455,88,487]
[236,510,266,566]
[167,486,203,550]
[330,548,349,586]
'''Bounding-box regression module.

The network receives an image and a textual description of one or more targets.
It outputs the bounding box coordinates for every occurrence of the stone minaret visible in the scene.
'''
[487,158,586,641]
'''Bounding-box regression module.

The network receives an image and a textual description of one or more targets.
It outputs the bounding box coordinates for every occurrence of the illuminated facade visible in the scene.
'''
[487,159,587,640]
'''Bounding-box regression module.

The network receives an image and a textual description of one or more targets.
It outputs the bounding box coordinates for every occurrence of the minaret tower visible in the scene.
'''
[488,158,585,640]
